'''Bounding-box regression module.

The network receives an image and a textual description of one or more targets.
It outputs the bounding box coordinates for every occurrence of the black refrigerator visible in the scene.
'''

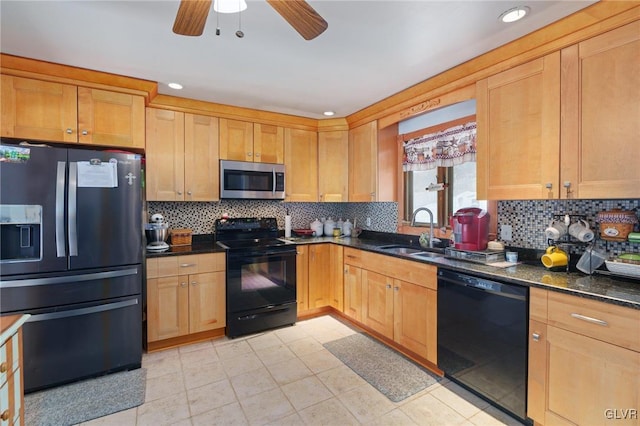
[0,141,143,393]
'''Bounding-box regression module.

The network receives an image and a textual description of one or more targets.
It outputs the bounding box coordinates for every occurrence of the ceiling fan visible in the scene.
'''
[173,0,328,40]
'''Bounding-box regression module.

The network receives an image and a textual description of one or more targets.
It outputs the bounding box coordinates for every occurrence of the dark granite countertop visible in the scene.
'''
[146,232,640,309]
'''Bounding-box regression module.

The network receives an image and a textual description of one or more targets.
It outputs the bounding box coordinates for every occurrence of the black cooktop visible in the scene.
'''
[215,217,292,251]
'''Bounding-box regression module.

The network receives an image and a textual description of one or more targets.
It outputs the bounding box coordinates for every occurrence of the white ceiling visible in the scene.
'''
[0,0,595,119]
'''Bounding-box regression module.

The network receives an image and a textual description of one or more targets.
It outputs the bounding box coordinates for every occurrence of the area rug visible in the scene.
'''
[25,368,146,426]
[323,333,441,402]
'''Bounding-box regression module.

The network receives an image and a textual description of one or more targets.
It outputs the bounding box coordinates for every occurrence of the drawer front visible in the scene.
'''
[0,333,18,389]
[547,291,640,351]
[344,248,364,267]
[148,253,226,278]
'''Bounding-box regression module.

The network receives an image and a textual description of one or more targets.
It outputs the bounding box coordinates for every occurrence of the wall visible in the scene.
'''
[497,199,640,256]
[147,201,398,235]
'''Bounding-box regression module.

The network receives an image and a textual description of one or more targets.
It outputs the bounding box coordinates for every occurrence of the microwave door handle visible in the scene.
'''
[56,161,66,257]
[68,162,78,256]
[272,168,276,193]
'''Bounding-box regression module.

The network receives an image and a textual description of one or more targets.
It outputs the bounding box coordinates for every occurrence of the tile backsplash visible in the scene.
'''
[147,201,398,235]
[497,199,640,256]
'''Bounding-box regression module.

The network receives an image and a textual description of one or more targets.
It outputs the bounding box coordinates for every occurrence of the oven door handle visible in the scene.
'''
[228,249,297,260]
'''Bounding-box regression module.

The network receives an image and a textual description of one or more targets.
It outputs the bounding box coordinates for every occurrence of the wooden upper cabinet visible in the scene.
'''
[318,130,349,202]
[1,75,144,149]
[146,108,185,201]
[219,118,254,162]
[146,107,219,201]
[349,121,378,201]
[284,128,318,201]
[253,123,284,164]
[476,52,561,200]
[76,87,144,148]
[184,114,219,201]
[560,21,640,199]
[1,75,77,142]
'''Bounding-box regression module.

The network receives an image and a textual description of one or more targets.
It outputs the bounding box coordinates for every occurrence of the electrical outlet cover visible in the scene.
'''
[501,225,513,241]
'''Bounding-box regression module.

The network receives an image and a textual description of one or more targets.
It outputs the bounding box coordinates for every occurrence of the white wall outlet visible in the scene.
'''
[366,217,372,227]
[501,224,513,241]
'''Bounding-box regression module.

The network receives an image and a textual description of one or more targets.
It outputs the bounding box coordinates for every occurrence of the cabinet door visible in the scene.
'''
[476,52,560,199]
[343,264,362,322]
[219,119,253,162]
[329,245,344,311]
[1,75,77,143]
[188,271,226,333]
[284,128,318,201]
[318,130,349,202]
[184,113,219,201]
[296,245,309,314]
[348,121,377,201]
[147,276,189,342]
[254,124,284,164]
[561,21,640,199]
[393,279,436,363]
[527,320,547,423]
[308,244,330,309]
[145,108,185,201]
[545,326,640,426]
[77,87,144,148]
[361,270,394,339]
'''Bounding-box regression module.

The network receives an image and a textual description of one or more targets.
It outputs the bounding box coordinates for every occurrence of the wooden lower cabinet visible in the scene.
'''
[528,288,640,425]
[0,315,27,426]
[298,244,343,315]
[343,247,437,364]
[308,244,331,309]
[343,264,363,322]
[328,245,344,311]
[296,245,309,314]
[146,253,226,346]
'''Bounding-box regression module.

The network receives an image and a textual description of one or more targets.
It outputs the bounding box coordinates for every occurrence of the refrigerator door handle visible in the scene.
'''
[25,298,139,322]
[0,268,139,288]
[68,161,78,256]
[56,161,66,257]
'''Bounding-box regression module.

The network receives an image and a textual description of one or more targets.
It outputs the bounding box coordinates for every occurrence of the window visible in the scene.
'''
[399,100,486,228]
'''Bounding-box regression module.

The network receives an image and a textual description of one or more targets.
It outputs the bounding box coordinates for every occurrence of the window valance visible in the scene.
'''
[402,122,476,171]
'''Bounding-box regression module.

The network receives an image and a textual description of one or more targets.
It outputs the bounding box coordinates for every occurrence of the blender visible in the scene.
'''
[145,213,169,251]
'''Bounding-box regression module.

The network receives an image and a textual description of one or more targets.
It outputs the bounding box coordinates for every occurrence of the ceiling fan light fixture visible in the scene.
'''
[168,82,183,90]
[499,6,529,23]
[214,0,247,14]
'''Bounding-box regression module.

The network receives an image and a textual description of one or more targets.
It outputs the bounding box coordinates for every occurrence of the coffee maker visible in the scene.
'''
[450,207,490,251]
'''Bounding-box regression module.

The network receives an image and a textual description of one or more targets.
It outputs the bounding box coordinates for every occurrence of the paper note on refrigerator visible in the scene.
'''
[77,161,118,188]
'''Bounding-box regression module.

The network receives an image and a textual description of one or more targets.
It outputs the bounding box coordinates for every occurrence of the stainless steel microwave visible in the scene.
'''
[220,160,285,200]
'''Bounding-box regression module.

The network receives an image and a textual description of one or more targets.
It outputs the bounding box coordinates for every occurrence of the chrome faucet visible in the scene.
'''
[410,207,435,248]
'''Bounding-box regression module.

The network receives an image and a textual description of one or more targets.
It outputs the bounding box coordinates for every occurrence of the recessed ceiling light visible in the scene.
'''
[323,111,335,116]
[499,6,529,23]
[168,82,183,90]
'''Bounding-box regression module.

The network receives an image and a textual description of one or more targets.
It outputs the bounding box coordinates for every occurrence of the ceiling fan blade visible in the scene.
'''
[266,0,328,40]
[173,0,212,36]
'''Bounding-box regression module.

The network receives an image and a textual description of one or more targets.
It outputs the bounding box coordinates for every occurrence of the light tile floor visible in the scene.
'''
[83,315,524,426]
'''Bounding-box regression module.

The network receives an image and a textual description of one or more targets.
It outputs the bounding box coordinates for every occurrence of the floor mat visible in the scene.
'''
[25,368,146,426]
[323,333,440,402]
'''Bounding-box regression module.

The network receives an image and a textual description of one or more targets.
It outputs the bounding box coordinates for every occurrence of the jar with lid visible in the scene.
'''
[324,217,336,237]
[342,219,353,236]
[310,219,323,237]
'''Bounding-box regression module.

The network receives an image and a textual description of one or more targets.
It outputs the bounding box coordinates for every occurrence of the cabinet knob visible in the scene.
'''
[82,130,88,135]
[386,284,391,289]
[177,191,182,195]
[0,362,7,373]
[532,332,541,342]
[1,410,9,421]
[180,282,187,287]
[66,128,73,134]
[545,183,552,189]
[247,152,253,157]
[394,286,399,291]
[255,153,261,158]
[187,191,192,195]
[191,281,197,286]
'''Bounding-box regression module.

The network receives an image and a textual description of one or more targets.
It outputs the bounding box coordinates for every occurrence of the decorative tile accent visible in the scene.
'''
[497,199,640,256]
[147,201,399,234]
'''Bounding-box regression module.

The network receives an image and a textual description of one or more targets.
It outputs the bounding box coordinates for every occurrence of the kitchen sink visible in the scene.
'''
[376,245,424,255]
[408,251,445,260]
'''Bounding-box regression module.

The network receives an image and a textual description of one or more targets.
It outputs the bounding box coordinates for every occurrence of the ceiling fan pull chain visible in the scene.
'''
[236,0,244,38]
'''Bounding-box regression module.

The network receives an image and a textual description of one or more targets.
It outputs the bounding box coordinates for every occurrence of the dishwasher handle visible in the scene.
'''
[437,271,527,301]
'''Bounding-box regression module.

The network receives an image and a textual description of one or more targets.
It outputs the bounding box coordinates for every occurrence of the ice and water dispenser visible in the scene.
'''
[0,204,42,263]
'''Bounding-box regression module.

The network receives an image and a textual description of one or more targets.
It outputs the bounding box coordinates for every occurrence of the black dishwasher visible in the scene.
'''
[437,269,530,425]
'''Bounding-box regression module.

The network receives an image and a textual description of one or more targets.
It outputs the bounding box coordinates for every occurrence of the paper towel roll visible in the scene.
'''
[285,215,292,238]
